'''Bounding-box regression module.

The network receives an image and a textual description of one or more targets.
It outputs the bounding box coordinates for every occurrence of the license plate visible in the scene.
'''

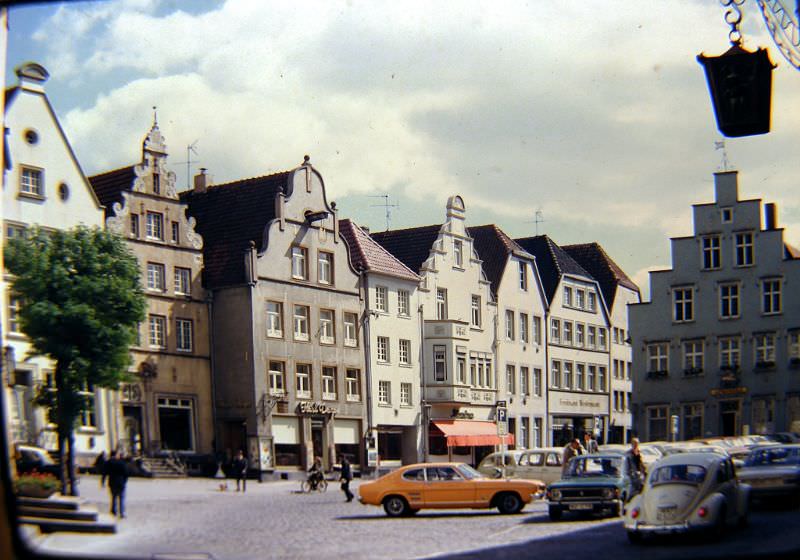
[569,503,593,510]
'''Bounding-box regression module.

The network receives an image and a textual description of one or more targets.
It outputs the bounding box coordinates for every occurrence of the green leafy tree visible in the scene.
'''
[4,226,145,495]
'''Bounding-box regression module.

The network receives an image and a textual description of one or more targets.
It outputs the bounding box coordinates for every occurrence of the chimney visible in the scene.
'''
[194,168,208,193]
[765,203,777,230]
[361,225,370,234]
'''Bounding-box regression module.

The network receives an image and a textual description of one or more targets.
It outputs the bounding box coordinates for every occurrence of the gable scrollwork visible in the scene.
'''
[105,191,132,235]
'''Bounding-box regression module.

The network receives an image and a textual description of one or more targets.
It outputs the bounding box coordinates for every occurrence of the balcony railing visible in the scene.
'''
[646,370,668,380]
[683,367,703,377]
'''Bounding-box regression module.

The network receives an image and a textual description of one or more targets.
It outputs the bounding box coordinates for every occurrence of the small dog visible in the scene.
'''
[218,482,229,492]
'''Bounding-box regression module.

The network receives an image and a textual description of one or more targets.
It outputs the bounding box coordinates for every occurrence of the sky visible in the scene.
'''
[5,0,800,300]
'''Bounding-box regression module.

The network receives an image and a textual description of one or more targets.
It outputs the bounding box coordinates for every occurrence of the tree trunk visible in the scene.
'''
[68,431,78,497]
[55,364,68,496]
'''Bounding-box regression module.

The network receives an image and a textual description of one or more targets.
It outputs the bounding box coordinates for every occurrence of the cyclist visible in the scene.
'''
[307,456,324,491]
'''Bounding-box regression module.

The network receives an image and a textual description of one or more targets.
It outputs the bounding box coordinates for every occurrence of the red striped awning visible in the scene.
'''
[432,420,515,447]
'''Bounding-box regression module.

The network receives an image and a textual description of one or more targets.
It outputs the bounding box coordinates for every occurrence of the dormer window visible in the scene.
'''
[453,240,463,267]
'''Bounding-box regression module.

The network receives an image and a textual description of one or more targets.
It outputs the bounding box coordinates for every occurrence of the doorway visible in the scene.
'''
[311,417,324,464]
[720,400,740,436]
[122,405,143,455]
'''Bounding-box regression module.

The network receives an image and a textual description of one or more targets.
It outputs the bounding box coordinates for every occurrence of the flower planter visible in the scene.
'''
[15,483,57,499]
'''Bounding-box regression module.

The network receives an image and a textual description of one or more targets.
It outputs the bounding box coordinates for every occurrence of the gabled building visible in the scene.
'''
[339,219,422,467]
[564,242,640,444]
[183,158,366,477]
[630,171,800,440]
[516,235,612,446]
[469,225,548,449]
[2,63,115,464]
[89,120,213,462]
[372,196,506,465]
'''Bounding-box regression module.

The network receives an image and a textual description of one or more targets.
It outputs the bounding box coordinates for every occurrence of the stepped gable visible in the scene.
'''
[370,224,443,274]
[468,224,530,298]
[785,242,800,259]
[181,172,290,288]
[515,235,592,302]
[563,242,640,309]
[339,219,420,282]
[88,166,136,219]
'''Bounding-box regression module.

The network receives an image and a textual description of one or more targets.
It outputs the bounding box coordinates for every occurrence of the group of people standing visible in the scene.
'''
[561,433,647,481]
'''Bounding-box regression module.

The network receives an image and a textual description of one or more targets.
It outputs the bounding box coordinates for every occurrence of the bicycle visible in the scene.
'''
[300,477,328,493]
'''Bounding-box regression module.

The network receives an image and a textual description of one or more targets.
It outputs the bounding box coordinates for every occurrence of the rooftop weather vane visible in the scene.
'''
[370,194,400,231]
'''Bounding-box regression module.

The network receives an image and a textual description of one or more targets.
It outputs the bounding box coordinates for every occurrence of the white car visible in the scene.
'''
[624,451,750,543]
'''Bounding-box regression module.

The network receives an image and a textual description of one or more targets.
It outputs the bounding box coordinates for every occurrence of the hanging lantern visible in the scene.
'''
[697,0,776,137]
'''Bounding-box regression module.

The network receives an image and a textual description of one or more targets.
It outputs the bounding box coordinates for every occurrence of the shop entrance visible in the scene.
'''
[311,418,325,463]
[720,400,740,436]
[122,405,143,456]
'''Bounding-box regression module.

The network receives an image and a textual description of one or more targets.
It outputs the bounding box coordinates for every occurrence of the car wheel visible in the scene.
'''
[548,505,562,521]
[496,492,523,514]
[383,496,409,517]
[627,531,642,545]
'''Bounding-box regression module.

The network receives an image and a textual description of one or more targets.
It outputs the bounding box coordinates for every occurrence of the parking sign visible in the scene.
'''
[497,407,508,436]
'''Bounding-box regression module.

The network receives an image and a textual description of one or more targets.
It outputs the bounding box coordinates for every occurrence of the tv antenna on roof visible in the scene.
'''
[369,194,400,231]
[526,208,545,236]
[715,139,731,171]
[174,140,199,190]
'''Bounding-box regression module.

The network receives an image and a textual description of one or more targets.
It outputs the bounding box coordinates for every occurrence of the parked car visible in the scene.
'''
[477,447,563,485]
[357,462,544,517]
[764,432,800,444]
[14,444,61,477]
[736,443,800,503]
[624,451,750,543]
[546,453,638,520]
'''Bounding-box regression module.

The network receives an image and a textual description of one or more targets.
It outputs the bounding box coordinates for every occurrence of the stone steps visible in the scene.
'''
[19,516,117,534]
[16,494,116,534]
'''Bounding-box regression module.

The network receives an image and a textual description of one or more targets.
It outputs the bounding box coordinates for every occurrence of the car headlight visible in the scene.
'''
[551,489,561,500]
[602,487,616,499]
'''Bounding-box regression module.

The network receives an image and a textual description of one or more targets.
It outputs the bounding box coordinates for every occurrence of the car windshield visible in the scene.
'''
[566,456,623,478]
[651,464,707,485]
[456,464,485,480]
[745,447,800,467]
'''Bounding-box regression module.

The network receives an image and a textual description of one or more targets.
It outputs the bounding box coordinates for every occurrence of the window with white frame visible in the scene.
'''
[378,380,391,405]
[436,288,447,319]
[598,328,607,349]
[735,232,754,266]
[266,301,283,338]
[533,368,542,396]
[398,290,410,316]
[587,365,597,391]
[346,369,361,401]
[457,357,467,384]
[673,287,694,322]
[702,235,721,269]
[176,318,193,352]
[520,417,530,449]
[613,359,620,379]
[588,291,597,311]
[146,212,164,240]
[344,312,358,347]
[375,285,388,312]
[318,251,333,285]
[268,361,285,395]
[400,383,412,406]
[505,310,515,341]
[291,246,308,280]
[171,221,179,244]
[78,382,96,428]
[295,364,311,398]
[469,362,477,386]
[322,366,337,400]
[506,364,516,394]
[563,321,573,345]
[576,323,585,347]
[434,345,446,382]
[20,167,43,196]
[719,337,740,368]
[519,261,528,291]
[575,289,584,309]
[319,309,335,344]
[7,294,21,333]
[149,314,166,348]
[293,305,310,341]
[551,360,561,388]
[647,405,669,441]
[520,313,529,343]
[551,318,561,344]
[563,362,573,389]
[471,295,481,327]
[130,214,139,237]
[453,239,463,267]
[598,366,607,392]
[563,286,573,307]
[587,326,596,348]
[647,342,669,373]
[575,363,585,390]
[762,279,781,315]
[377,336,390,363]
[720,283,740,318]
[790,331,800,360]
[174,267,191,295]
[754,333,776,366]
[147,262,166,291]
[533,316,541,344]
[683,339,704,373]
[533,418,542,447]
[399,339,411,365]
[520,366,530,396]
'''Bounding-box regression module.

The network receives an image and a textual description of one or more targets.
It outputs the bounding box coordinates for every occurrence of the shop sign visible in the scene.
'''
[451,409,474,419]
[710,387,748,397]
[549,391,608,415]
[297,401,338,415]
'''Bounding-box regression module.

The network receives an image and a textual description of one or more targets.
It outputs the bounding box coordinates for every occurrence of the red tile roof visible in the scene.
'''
[563,242,640,309]
[339,219,420,282]
[88,165,136,219]
[370,224,443,274]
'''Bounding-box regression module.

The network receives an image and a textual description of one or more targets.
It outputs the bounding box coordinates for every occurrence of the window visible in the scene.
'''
[471,295,481,327]
[598,328,607,349]
[551,318,561,344]
[588,292,596,312]
[295,364,311,398]
[505,310,515,341]
[563,286,573,307]
[587,326,596,348]
[702,235,721,269]
[575,289,584,309]
[519,261,528,291]
[520,313,529,343]
[520,417,530,449]
[533,418,542,448]
[533,316,541,344]
[720,283,740,318]
[171,221,179,244]
[506,364,516,394]
[7,294,21,333]
[176,318,193,352]
[399,339,411,365]
[613,359,620,379]
[627,362,632,380]
[266,302,283,338]
[293,305,310,341]
[148,314,166,348]
[754,333,776,366]
[436,288,448,320]
[453,239,463,267]
[400,383,412,406]
[683,340,704,373]
[268,361,285,395]
[346,369,361,401]
[317,251,333,284]
[719,337,740,369]
[130,214,139,237]
[291,246,308,280]
[598,366,607,392]
[378,380,391,405]
[434,345,447,382]
[551,360,561,388]
[575,363,585,390]
[152,172,160,194]
[790,331,800,361]
[174,267,191,295]
[563,321,573,345]
[673,287,693,322]
[647,342,669,373]
[147,262,166,291]
[721,207,733,223]
[762,279,781,314]
[78,382,96,428]
[398,290,410,316]
[319,309,335,344]
[563,362,573,389]
[647,405,669,441]
[751,397,775,435]
[735,232,754,266]
[520,367,530,396]
[457,357,467,384]
[322,366,337,400]
[344,312,358,347]
[682,403,704,444]
[20,167,43,196]
[146,212,164,240]
[575,323,584,347]
[375,285,388,312]
[377,336,390,363]
[587,365,597,391]
[533,368,542,396]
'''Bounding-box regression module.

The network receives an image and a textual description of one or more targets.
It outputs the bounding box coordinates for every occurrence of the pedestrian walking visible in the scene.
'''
[626,438,647,496]
[233,449,248,492]
[561,438,581,474]
[340,456,354,502]
[583,432,599,454]
[94,451,107,487]
[105,450,129,518]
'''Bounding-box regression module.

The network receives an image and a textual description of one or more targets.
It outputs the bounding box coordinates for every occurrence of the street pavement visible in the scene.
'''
[23,474,800,560]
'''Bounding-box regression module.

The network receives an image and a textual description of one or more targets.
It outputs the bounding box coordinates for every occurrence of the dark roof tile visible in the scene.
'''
[370,224,443,274]
[515,235,592,302]
[563,242,640,309]
[339,219,420,282]
[88,166,136,219]
[468,224,529,298]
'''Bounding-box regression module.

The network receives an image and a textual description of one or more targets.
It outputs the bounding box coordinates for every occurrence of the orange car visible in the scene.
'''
[358,462,544,517]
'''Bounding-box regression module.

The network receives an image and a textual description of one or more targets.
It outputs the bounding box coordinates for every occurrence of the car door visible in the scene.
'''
[521,451,544,481]
[544,451,563,484]
[714,458,737,524]
[398,467,427,508]
[424,466,477,507]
